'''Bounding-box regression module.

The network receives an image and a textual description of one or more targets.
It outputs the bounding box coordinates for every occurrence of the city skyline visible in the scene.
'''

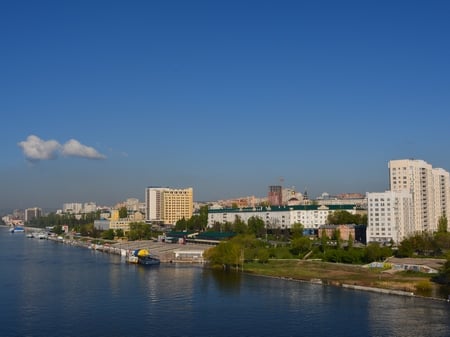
[2,1,450,210]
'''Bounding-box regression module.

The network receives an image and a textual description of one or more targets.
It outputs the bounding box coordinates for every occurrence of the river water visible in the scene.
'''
[1,227,449,337]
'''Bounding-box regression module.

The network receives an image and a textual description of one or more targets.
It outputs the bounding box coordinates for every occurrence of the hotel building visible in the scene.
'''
[145,187,193,226]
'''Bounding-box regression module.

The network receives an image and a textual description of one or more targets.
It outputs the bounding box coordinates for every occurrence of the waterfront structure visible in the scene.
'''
[25,207,42,222]
[389,159,450,232]
[367,190,414,244]
[207,204,357,230]
[145,187,193,226]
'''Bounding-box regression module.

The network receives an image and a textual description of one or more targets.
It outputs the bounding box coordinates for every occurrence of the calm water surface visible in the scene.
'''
[1,227,449,337]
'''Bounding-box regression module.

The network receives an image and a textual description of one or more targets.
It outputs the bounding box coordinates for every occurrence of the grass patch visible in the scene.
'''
[243,259,434,292]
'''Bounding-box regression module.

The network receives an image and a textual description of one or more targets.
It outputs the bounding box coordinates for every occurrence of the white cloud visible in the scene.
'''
[18,135,61,161]
[61,139,106,159]
[18,135,106,161]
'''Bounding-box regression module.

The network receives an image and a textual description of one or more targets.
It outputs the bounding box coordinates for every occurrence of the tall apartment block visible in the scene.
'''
[389,159,450,233]
[145,187,193,225]
[367,191,414,243]
[25,207,42,222]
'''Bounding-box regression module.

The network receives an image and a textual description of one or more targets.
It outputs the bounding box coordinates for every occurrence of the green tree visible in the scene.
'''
[204,235,264,269]
[247,216,265,238]
[434,232,450,250]
[438,215,448,233]
[232,215,247,234]
[395,239,414,257]
[53,225,64,235]
[348,233,354,249]
[115,229,124,238]
[291,222,304,239]
[256,248,270,263]
[326,210,367,225]
[175,217,188,231]
[320,229,328,252]
[118,207,128,219]
[364,243,392,263]
[174,205,209,232]
[127,222,152,240]
[333,229,342,249]
[290,236,312,256]
[433,253,450,285]
[204,240,241,269]
[101,229,115,240]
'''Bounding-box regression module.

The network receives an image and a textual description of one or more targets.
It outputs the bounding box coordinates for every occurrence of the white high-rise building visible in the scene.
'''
[389,159,450,233]
[63,203,83,214]
[83,202,97,213]
[145,187,193,225]
[432,168,450,227]
[367,191,414,243]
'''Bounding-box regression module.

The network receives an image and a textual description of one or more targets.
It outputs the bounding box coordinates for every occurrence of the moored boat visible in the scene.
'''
[138,254,161,266]
[37,232,48,239]
[127,249,160,266]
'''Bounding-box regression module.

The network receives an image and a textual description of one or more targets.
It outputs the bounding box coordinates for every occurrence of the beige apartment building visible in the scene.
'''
[389,159,450,233]
[145,187,193,225]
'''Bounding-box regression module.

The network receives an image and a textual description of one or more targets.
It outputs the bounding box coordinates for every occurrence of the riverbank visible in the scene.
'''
[243,259,450,301]
[40,231,449,301]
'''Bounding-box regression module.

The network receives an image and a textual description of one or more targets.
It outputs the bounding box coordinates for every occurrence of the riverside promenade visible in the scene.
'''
[110,240,211,263]
[48,235,211,263]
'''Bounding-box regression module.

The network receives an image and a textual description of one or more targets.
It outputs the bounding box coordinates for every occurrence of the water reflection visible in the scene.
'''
[205,268,243,294]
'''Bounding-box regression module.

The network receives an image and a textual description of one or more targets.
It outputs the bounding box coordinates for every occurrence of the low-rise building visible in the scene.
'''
[318,224,356,241]
[94,211,145,233]
[207,204,357,230]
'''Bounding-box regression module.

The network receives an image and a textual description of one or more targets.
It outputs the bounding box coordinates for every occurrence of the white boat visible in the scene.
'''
[37,232,47,239]
[127,255,139,264]
[10,226,25,233]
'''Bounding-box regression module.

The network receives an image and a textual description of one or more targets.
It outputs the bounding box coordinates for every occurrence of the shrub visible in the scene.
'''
[415,280,432,293]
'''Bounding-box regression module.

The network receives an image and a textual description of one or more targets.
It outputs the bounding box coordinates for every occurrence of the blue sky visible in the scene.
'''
[1,1,449,211]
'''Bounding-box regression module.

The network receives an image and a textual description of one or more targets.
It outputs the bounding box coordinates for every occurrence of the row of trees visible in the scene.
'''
[28,211,101,228]
[203,234,394,268]
[98,222,154,241]
[174,206,209,231]
[396,216,450,257]
[327,210,367,225]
